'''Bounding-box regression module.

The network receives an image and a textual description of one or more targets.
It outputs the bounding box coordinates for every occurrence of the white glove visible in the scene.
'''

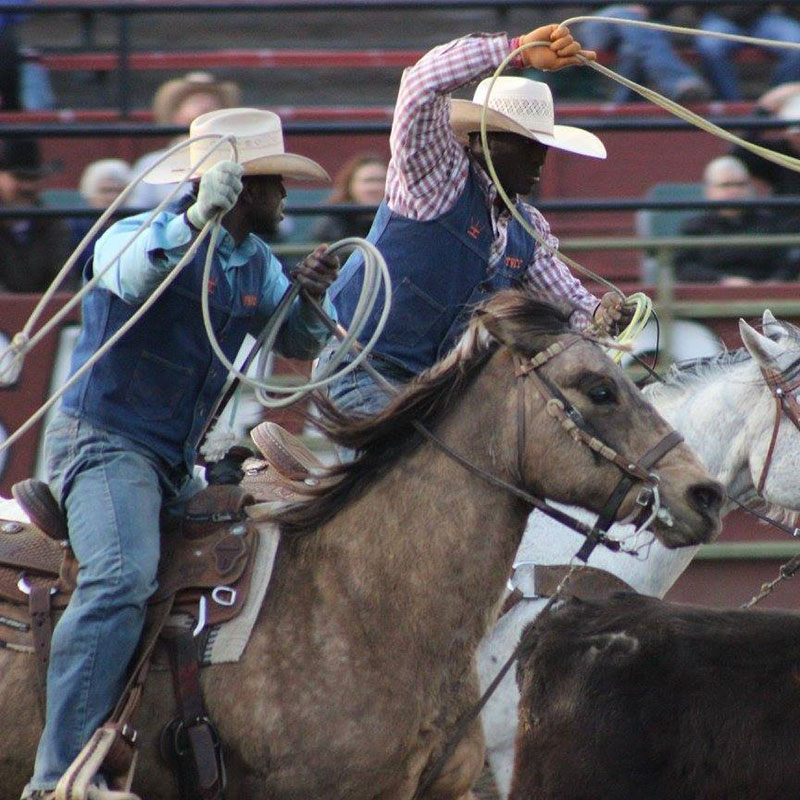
[186,160,244,230]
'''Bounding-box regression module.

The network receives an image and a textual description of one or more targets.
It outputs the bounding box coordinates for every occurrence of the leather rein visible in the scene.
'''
[757,356,800,496]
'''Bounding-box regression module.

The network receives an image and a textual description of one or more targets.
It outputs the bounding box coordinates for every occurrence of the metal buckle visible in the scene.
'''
[17,572,58,596]
[211,586,236,607]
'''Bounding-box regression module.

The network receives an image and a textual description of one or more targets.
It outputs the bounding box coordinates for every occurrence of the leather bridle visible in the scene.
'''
[512,336,684,561]
[413,335,684,563]
[757,355,800,496]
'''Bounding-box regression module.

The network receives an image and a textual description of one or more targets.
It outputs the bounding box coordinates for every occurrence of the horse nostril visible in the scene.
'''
[688,482,724,515]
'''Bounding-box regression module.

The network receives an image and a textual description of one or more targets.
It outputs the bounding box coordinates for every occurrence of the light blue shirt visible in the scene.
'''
[94,210,336,360]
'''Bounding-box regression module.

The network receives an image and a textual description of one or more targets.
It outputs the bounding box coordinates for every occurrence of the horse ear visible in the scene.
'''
[762,309,788,341]
[740,318,784,366]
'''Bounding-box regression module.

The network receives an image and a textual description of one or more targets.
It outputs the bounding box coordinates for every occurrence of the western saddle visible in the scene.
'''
[0,422,325,800]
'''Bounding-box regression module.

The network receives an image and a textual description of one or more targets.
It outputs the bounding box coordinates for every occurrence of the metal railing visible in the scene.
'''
[10,0,792,114]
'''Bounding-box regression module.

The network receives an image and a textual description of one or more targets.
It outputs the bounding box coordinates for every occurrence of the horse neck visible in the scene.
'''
[317,352,529,646]
[644,361,757,493]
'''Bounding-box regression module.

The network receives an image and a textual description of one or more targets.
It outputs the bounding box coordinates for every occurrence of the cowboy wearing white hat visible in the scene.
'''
[21,107,338,800]
[318,24,632,417]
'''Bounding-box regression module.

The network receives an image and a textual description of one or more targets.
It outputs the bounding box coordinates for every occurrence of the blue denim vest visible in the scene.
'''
[61,237,268,472]
[331,166,535,375]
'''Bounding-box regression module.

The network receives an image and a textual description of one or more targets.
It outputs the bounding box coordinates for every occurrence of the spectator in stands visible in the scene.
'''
[67,158,134,270]
[318,25,634,416]
[732,82,800,197]
[578,5,711,103]
[311,153,388,242]
[695,5,800,101]
[128,71,241,209]
[673,155,799,284]
[0,138,72,293]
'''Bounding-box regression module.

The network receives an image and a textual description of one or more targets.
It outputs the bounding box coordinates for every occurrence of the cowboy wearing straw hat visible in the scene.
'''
[22,108,339,800]
[319,24,633,416]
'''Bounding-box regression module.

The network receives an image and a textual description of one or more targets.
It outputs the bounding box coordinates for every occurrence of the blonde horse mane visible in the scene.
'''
[273,291,575,537]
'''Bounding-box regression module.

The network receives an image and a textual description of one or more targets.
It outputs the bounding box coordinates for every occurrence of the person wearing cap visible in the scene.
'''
[0,137,72,292]
[128,71,241,210]
[318,24,633,416]
[21,108,339,800]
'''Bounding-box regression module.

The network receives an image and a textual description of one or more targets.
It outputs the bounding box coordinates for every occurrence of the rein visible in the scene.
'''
[756,358,800,495]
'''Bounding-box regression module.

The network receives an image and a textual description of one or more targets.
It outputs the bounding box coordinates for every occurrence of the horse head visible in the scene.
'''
[740,310,800,518]
[475,291,723,549]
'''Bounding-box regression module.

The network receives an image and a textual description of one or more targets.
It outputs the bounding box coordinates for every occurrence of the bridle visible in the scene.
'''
[512,336,683,560]
[413,335,684,564]
[756,355,800,496]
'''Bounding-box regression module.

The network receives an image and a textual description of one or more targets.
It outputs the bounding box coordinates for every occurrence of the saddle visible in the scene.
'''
[0,422,325,798]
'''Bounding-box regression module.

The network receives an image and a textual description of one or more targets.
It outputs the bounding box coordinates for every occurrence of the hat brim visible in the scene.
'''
[450,99,607,160]
[143,151,331,185]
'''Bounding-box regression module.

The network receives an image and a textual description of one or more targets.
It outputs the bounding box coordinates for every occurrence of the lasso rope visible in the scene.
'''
[482,20,800,359]
[0,131,390,456]
[2,18,799,454]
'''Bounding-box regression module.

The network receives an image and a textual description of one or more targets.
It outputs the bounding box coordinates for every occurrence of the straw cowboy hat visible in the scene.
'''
[450,76,606,159]
[144,107,331,184]
[152,71,241,125]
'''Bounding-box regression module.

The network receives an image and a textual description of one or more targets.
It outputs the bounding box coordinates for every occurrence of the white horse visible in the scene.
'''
[479,311,800,798]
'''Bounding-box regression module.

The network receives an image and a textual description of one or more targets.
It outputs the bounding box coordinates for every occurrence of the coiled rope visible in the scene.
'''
[482,21,800,359]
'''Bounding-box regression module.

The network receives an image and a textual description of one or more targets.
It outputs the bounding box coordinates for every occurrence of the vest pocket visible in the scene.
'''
[125,350,195,421]
[383,277,447,347]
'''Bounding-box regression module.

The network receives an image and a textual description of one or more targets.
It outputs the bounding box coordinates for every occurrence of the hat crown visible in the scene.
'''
[471,77,555,136]
[188,108,285,171]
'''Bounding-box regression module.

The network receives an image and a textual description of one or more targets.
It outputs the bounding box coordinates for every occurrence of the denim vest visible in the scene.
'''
[61,237,268,472]
[331,166,535,375]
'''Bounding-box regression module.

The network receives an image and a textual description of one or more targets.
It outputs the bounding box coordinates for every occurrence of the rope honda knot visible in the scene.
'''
[0,331,30,387]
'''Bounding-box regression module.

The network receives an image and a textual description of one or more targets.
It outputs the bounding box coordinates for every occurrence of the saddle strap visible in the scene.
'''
[29,584,53,720]
[165,628,223,799]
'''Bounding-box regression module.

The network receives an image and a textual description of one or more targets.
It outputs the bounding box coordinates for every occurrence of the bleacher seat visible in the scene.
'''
[636,181,704,283]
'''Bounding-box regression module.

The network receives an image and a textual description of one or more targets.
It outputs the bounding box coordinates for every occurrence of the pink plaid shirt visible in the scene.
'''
[385,32,599,324]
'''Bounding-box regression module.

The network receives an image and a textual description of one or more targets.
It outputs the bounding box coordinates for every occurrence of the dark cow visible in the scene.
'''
[510,593,800,800]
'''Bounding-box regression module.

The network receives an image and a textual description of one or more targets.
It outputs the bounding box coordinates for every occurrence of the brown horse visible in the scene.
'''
[0,292,722,800]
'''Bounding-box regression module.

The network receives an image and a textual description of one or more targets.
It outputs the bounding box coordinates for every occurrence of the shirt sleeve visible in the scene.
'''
[254,248,337,360]
[94,210,195,304]
[519,204,601,329]
[386,33,517,221]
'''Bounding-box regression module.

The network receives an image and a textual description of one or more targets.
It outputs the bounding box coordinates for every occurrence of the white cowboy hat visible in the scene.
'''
[450,77,606,159]
[144,107,331,184]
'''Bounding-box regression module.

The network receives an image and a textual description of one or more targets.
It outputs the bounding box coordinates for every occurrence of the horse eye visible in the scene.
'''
[586,385,616,404]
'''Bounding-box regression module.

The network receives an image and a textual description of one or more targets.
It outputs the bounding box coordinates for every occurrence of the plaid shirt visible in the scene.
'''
[385,32,599,324]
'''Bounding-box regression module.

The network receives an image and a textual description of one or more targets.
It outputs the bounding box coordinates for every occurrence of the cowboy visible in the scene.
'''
[21,108,339,800]
[318,24,633,416]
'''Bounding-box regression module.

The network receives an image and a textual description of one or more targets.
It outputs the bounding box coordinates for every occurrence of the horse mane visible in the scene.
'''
[272,291,574,538]
[643,348,753,402]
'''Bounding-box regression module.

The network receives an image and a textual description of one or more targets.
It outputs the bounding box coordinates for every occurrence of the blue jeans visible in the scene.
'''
[580,6,704,102]
[27,410,195,792]
[314,344,411,418]
[696,12,800,100]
